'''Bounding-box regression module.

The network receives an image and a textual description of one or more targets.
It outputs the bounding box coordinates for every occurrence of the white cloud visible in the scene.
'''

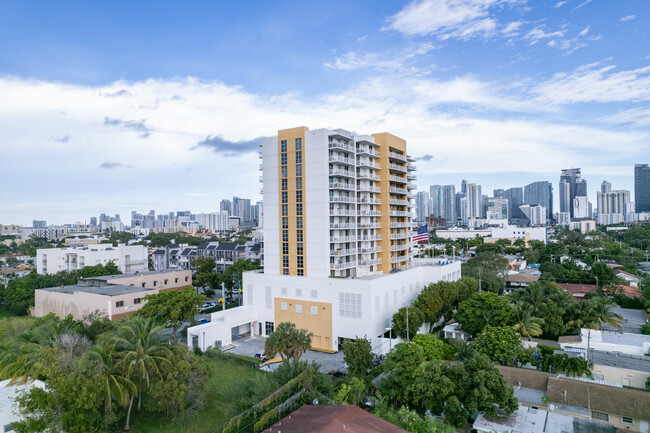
[578,26,590,37]
[534,62,650,104]
[524,26,567,44]
[502,21,523,36]
[384,0,519,40]
[619,15,636,22]
[323,43,436,73]
[604,108,650,127]
[554,1,567,7]
[0,72,648,224]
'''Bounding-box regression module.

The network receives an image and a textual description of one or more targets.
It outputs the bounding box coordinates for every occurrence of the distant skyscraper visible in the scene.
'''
[601,180,612,194]
[560,168,586,217]
[461,179,467,193]
[486,198,508,220]
[220,199,232,216]
[493,189,504,199]
[33,220,47,229]
[467,183,482,218]
[429,185,443,218]
[416,191,430,222]
[456,192,468,225]
[89,217,97,227]
[524,181,552,219]
[635,164,650,213]
[503,187,523,222]
[559,181,571,214]
[442,185,456,224]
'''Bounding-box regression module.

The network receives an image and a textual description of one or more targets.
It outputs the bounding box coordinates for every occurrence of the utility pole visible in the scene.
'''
[406,305,410,340]
[221,281,226,311]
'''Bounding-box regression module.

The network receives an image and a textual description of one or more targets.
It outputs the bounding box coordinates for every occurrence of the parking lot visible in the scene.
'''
[226,335,347,373]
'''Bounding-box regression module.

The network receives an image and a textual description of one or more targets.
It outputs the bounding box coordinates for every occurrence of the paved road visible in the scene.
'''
[226,336,347,372]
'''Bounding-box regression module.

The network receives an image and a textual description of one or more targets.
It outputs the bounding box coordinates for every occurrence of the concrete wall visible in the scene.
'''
[83,269,192,290]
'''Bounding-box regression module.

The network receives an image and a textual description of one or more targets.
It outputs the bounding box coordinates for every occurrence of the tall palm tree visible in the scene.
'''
[522,283,547,311]
[589,297,623,331]
[512,302,545,341]
[87,342,137,415]
[112,316,170,431]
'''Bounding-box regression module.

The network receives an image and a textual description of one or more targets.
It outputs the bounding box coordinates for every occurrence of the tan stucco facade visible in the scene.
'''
[274,297,333,352]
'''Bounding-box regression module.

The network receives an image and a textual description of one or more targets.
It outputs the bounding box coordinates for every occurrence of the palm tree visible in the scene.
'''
[87,342,137,416]
[589,296,623,331]
[112,316,170,430]
[512,302,545,341]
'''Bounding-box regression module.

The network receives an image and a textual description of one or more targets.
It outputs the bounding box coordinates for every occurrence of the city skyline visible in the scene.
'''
[1,1,649,224]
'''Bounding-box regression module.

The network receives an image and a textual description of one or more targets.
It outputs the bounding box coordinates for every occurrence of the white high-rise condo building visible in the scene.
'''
[187,127,461,353]
[37,244,148,274]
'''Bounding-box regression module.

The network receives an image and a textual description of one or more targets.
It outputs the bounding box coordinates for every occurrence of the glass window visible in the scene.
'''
[310,306,318,315]
[295,304,302,313]
[282,243,289,254]
[281,166,287,178]
[297,256,303,268]
[281,191,288,203]
[296,191,302,202]
[280,302,288,311]
[282,268,289,275]
[282,217,288,228]
[297,230,303,242]
[295,165,302,176]
[280,140,287,152]
[297,242,303,255]
[265,321,274,335]
[295,137,302,150]
[296,203,302,216]
[281,153,287,165]
[281,178,287,190]
[296,217,303,229]
[621,417,634,425]
[116,301,124,308]
[296,177,302,189]
[295,151,302,163]
[282,230,288,242]
[282,204,288,216]
[591,411,609,422]
[282,255,289,267]
[297,269,304,276]
[134,298,141,304]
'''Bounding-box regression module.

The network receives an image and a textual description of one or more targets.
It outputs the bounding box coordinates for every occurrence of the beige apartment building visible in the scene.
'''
[33,269,192,320]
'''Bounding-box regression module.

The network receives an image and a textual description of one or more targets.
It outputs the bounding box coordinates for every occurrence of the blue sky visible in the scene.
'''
[1,0,649,225]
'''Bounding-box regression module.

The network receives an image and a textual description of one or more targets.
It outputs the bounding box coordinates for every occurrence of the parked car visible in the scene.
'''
[254,353,269,362]
[327,370,348,379]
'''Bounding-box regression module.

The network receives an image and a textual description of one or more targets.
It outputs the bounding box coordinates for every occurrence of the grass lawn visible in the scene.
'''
[125,356,264,433]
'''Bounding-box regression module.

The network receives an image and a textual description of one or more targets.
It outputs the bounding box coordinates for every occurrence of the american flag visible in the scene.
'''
[413,224,429,243]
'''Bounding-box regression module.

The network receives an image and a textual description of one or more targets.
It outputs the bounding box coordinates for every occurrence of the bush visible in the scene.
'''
[641,322,650,336]
[537,344,557,356]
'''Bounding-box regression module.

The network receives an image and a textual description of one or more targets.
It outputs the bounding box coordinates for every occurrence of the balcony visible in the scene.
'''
[356,148,380,158]
[358,198,381,204]
[357,223,381,229]
[390,175,407,184]
[330,235,357,243]
[389,187,408,195]
[259,164,263,170]
[390,232,411,240]
[330,248,357,256]
[357,160,380,169]
[390,199,409,206]
[358,234,382,241]
[329,168,355,178]
[390,211,410,217]
[329,155,355,165]
[358,258,382,267]
[329,182,355,191]
[389,151,407,162]
[390,222,413,228]
[357,185,381,193]
[329,141,355,153]
[357,210,381,216]
[330,223,357,230]
[391,244,411,252]
[357,173,381,181]
[407,163,416,171]
[358,246,382,254]
[407,173,417,181]
[330,209,356,216]
[330,196,355,203]
[330,261,357,270]
[390,255,409,264]
[389,163,407,173]
[407,183,416,190]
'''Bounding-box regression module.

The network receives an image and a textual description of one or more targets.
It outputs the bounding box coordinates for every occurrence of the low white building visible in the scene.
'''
[435,226,546,243]
[0,379,46,433]
[187,259,461,353]
[37,243,147,274]
[559,329,650,357]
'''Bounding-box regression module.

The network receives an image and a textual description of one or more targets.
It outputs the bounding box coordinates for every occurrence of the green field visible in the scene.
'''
[126,356,264,433]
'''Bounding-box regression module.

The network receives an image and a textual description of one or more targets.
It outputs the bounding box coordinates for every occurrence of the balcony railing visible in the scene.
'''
[330,261,357,270]
[330,223,357,230]
[329,182,355,191]
[330,196,355,203]
[389,151,407,162]
[358,246,382,254]
[358,198,381,204]
[330,248,357,256]
[329,168,355,178]
[389,187,408,195]
[357,223,381,229]
[390,175,407,184]
[390,211,411,217]
[330,209,356,216]
[357,185,381,193]
[358,234,382,241]
[329,155,355,165]
[389,163,407,173]
[329,141,355,153]
[357,173,381,181]
[358,258,382,266]
[357,160,380,169]
[330,235,357,243]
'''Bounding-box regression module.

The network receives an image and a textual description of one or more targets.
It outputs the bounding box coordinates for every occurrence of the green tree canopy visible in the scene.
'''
[342,337,373,378]
[411,333,455,361]
[264,322,313,360]
[461,252,509,293]
[391,306,425,339]
[455,291,514,336]
[138,286,205,340]
[475,325,523,366]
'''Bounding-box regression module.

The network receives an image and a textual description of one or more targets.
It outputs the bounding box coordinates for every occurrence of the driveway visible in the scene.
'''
[226,335,347,372]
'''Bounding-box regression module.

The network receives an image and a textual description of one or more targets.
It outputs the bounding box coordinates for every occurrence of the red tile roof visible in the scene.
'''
[557,283,598,295]
[614,269,640,280]
[262,405,408,433]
